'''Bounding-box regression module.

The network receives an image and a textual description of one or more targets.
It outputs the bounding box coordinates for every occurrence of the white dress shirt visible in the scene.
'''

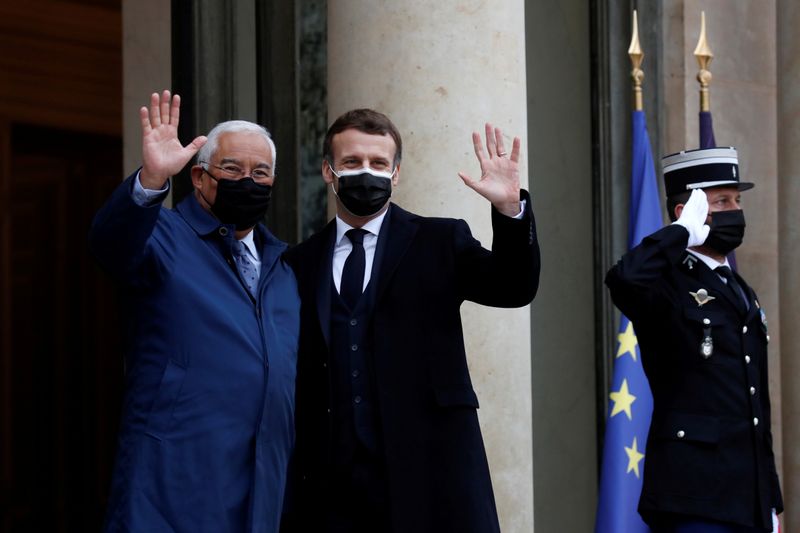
[332,209,389,293]
[687,249,731,284]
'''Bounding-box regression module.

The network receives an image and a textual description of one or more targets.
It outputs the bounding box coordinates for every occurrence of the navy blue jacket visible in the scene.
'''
[606,225,783,530]
[89,174,300,533]
[282,193,539,533]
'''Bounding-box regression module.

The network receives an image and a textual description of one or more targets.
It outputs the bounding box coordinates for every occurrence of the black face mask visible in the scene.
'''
[705,209,746,255]
[332,167,393,217]
[202,171,272,230]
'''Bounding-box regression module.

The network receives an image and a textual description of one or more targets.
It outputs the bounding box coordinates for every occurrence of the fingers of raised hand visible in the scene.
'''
[688,189,708,219]
[146,90,178,130]
[493,126,507,158]
[159,90,171,126]
[169,93,181,126]
[471,131,486,162]
[458,171,479,191]
[484,123,497,156]
[509,136,521,163]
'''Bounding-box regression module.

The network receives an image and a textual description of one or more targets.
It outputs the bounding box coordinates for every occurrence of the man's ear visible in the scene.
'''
[190,165,204,190]
[674,203,684,221]
[321,160,335,185]
[391,163,400,186]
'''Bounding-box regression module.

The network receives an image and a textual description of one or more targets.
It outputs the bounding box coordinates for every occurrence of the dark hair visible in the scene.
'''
[322,108,402,167]
[666,191,691,222]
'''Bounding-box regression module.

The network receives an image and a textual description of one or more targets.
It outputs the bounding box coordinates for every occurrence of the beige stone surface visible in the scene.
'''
[777,0,800,530]
[328,1,533,530]
[122,1,171,179]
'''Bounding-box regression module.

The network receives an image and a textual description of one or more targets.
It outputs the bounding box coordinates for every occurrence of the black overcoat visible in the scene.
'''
[606,224,783,531]
[282,192,539,533]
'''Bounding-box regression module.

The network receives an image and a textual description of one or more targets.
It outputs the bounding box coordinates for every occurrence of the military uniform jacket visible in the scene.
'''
[605,224,783,530]
[281,193,540,533]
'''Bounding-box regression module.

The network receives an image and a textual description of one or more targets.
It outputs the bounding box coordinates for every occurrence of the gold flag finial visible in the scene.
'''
[694,11,714,112]
[628,10,644,111]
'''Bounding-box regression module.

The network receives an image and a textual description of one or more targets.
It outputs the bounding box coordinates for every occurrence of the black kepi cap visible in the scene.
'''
[662,147,754,197]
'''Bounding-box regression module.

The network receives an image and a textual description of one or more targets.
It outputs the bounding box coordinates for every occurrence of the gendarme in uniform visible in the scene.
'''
[606,147,783,532]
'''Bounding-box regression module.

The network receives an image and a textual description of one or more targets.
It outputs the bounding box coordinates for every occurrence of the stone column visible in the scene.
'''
[777,0,800,529]
[328,2,532,530]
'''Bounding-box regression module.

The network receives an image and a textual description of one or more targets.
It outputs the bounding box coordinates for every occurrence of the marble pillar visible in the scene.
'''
[777,0,800,529]
[328,1,533,530]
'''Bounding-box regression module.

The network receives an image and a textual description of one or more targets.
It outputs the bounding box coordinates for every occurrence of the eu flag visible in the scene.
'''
[595,110,662,532]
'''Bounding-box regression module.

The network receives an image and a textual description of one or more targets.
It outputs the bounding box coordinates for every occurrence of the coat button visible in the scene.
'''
[351,344,358,351]
[745,355,751,364]
[703,318,711,325]
[750,386,756,396]
[742,326,748,334]
[354,395,362,404]
[676,430,685,438]
[753,417,759,426]
[352,370,360,378]
[350,319,358,326]
[218,226,229,236]
[322,362,327,368]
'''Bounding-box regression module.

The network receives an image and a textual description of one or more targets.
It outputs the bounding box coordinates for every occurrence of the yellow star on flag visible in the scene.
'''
[616,321,638,361]
[609,379,637,420]
[625,436,645,478]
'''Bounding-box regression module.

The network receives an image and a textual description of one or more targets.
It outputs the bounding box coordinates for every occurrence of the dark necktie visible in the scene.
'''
[340,228,368,309]
[233,240,258,296]
[715,265,749,313]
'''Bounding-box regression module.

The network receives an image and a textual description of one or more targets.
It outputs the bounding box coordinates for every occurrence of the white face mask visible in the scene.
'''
[328,164,395,181]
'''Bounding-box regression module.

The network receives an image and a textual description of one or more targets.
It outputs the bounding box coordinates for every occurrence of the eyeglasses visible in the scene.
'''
[200,162,274,182]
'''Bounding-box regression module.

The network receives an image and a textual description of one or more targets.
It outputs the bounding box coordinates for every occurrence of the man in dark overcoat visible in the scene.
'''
[282,109,540,533]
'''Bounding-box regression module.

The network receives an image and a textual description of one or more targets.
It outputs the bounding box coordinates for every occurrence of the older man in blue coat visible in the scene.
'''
[89,90,300,532]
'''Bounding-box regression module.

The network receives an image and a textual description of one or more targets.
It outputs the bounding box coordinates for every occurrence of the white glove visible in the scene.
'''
[672,188,710,247]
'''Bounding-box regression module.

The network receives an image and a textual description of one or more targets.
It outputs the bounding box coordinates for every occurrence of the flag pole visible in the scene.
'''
[628,10,644,112]
[694,11,714,113]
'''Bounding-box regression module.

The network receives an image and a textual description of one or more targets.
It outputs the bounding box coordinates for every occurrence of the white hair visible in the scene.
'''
[196,120,277,174]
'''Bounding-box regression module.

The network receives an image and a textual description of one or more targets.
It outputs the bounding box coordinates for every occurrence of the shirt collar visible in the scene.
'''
[335,207,389,247]
[687,249,730,271]
[238,229,258,259]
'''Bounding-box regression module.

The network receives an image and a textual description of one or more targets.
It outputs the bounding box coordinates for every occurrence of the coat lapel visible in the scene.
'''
[682,252,747,315]
[372,204,419,306]
[316,221,336,347]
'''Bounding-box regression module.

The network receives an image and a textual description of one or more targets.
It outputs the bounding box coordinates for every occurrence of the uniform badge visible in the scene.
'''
[755,300,768,328]
[690,288,715,307]
[701,335,714,358]
[700,320,714,358]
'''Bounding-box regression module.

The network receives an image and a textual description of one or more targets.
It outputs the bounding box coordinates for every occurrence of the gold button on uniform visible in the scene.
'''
[677,430,685,438]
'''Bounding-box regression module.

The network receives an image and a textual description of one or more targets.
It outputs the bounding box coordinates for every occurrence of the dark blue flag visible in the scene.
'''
[595,110,661,533]
[699,110,716,150]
